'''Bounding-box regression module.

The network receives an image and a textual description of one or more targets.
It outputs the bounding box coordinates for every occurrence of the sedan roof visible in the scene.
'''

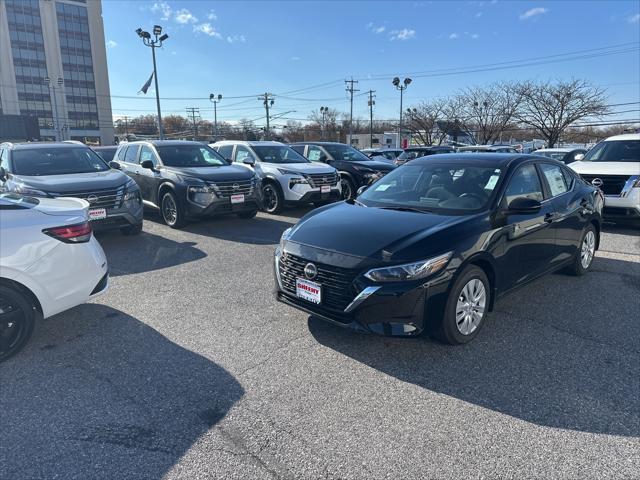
[411,153,539,168]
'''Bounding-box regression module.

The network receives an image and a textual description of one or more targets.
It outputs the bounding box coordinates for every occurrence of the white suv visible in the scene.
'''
[570,134,640,226]
[211,141,341,214]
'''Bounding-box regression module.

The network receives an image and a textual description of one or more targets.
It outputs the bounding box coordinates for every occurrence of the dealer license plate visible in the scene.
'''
[230,194,245,204]
[88,208,107,221]
[296,278,322,304]
[320,185,331,194]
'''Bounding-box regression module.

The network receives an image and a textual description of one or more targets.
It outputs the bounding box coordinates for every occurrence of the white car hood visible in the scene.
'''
[570,161,640,176]
[271,162,336,174]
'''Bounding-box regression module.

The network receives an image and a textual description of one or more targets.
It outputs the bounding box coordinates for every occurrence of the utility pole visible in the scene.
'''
[345,78,359,146]
[123,116,129,136]
[259,93,274,139]
[367,90,376,148]
[209,94,222,140]
[186,107,200,140]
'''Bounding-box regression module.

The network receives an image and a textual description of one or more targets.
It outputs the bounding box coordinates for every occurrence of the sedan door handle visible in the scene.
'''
[545,212,560,223]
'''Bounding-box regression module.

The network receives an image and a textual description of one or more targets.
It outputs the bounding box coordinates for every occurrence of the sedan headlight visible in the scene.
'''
[364,252,452,282]
[14,184,49,197]
[279,227,293,251]
[188,185,216,205]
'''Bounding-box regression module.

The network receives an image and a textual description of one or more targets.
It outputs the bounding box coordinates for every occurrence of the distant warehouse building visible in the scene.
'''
[0,0,114,144]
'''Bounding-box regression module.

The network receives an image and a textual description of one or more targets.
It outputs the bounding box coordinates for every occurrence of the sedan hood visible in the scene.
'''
[288,202,470,260]
[16,170,128,194]
[570,161,640,176]
[161,164,256,182]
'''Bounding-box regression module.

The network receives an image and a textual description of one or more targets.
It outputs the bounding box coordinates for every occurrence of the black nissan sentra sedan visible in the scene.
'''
[275,154,604,344]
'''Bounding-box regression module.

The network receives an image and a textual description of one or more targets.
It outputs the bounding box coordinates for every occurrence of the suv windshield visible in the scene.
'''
[12,147,109,176]
[252,145,309,164]
[323,144,371,162]
[582,140,639,163]
[358,163,503,214]
[156,144,228,167]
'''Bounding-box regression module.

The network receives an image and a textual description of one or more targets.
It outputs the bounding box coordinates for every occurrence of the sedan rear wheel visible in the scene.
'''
[566,224,597,276]
[0,286,36,363]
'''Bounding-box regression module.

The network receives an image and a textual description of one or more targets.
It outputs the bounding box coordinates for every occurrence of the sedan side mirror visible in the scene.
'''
[0,166,6,181]
[242,158,255,166]
[507,197,542,214]
[109,160,121,170]
[140,159,155,170]
[574,153,584,161]
[356,185,368,196]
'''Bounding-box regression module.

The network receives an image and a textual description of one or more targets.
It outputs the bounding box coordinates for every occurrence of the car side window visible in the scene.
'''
[503,164,544,205]
[124,145,140,164]
[139,146,159,166]
[0,148,7,169]
[217,145,233,161]
[234,145,254,163]
[116,145,128,161]
[307,146,326,162]
[539,163,569,198]
[290,145,305,155]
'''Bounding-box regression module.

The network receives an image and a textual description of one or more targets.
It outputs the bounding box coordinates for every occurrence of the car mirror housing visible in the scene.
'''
[507,197,542,214]
[574,153,584,161]
[356,185,368,196]
[140,160,155,170]
[109,161,121,170]
[243,158,256,166]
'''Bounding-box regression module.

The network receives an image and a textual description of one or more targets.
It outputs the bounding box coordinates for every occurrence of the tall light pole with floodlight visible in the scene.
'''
[136,25,169,140]
[209,94,222,140]
[319,106,328,140]
[44,76,64,141]
[392,77,412,148]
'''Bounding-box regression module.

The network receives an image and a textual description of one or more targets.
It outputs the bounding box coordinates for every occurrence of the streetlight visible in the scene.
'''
[209,94,222,140]
[393,77,412,148]
[44,76,64,141]
[136,25,169,139]
[319,106,328,140]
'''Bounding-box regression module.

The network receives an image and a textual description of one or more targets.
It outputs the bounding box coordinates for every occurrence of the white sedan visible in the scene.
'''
[0,193,109,361]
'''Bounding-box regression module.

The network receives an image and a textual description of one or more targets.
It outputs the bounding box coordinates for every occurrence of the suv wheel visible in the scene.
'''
[0,285,36,362]
[161,191,187,228]
[340,176,355,200]
[262,182,283,214]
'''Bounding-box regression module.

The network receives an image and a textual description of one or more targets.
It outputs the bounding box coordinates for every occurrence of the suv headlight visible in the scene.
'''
[277,168,302,176]
[352,165,374,173]
[364,252,452,282]
[14,184,49,197]
[188,185,216,205]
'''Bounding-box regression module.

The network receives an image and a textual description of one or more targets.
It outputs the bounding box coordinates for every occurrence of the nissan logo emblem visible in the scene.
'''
[87,194,99,204]
[232,183,240,190]
[323,177,328,183]
[591,178,604,188]
[304,263,318,280]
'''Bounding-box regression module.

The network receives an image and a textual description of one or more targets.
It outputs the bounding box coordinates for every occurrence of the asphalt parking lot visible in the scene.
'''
[1,209,639,480]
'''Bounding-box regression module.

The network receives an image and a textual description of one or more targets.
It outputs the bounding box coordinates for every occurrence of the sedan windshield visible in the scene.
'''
[358,163,503,214]
[156,145,228,167]
[12,147,109,176]
[581,140,639,162]
[323,144,371,162]
[252,145,309,164]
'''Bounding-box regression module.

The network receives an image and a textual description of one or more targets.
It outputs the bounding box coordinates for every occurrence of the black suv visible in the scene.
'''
[0,141,143,235]
[394,146,455,166]
[290,142,395,199]
[113,140,262,228]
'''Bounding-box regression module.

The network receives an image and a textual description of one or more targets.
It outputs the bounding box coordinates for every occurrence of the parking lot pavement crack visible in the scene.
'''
[235,332,314,378]
[494,308,640,355]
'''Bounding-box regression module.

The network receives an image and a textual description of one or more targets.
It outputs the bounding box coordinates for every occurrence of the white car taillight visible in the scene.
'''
[42,222,92,243]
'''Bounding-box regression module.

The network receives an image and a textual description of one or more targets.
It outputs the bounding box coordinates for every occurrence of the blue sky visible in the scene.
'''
[102,0,640,126]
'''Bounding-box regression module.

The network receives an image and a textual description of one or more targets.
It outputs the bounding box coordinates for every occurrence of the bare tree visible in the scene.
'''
[515,79,609,147]
[458,82,523,144]
[405,98,448,145]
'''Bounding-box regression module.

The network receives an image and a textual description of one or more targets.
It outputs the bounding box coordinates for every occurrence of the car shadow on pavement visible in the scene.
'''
[308,256,640,438]
[95,230,207,277]
[0,304,244,479]
[181,215,299,245]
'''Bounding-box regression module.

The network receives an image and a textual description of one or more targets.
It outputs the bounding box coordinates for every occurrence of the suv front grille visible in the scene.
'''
[307,172,339,187]
[579,175,630,196]
[56,186,125,209]
[210,178,255,197]
[279,252,357,312]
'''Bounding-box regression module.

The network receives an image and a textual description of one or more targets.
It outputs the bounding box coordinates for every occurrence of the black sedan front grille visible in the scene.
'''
[307,172,339,187]
[210,178,255,197]
[56,186,125,209]
[279,252,357,312]
[579,175,630,196]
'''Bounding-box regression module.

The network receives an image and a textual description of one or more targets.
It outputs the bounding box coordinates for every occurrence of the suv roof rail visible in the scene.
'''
[63,140,85,145]
[0,142,14,148]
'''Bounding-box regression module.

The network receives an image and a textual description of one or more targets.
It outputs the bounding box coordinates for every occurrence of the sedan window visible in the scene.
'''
[503,164,543,205]
[539,163,569,197]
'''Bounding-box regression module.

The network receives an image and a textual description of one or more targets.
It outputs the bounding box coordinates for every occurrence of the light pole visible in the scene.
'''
[209,94,222,140]
[44,76,64,141]
[319,106,328,140]
[393,77,412,148]
[473,100,488,144]
[136,25,169,140]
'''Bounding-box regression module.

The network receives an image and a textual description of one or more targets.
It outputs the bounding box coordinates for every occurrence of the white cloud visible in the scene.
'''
[290,56,301,61]
[151,1,172,21]
[374,26,386,33]
[106,40,117,48]
[390,28,416,41]
[519,7,548,20]
[175,8,197,24]
[366,23,386,34]
[194,22,222,39]
[226,34,246,44]
[449,32,459,39]
[628,13,640,23]
[471,33,479,39]
[207,10,217,20]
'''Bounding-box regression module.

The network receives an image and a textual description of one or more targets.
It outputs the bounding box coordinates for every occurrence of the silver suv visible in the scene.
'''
[212,141,340,213]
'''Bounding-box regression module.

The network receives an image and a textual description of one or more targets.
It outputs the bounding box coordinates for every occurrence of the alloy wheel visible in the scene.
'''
[455,278,486,336]
[263,185,278,213]
[581,230,596,269]
[0,298,26,361]
[162,195,178,225]
[340,178,353,200]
